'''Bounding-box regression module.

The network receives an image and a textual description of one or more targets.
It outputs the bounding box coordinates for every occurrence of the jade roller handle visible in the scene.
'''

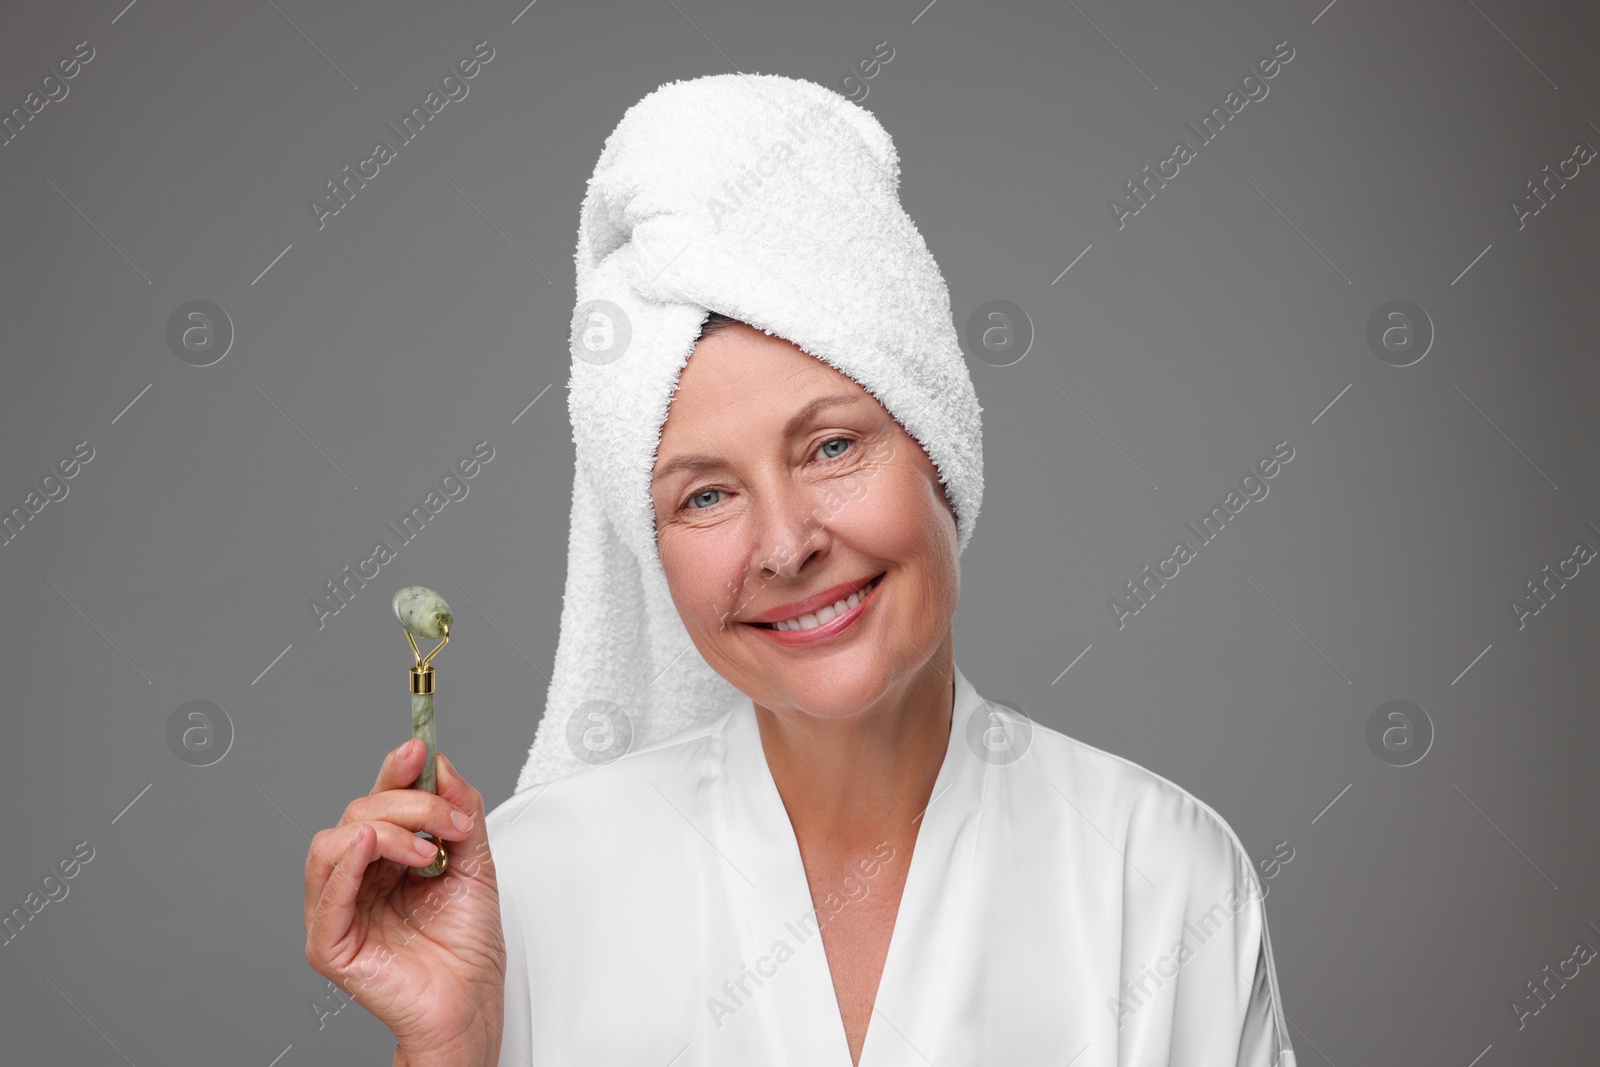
[409,687,445,877]
[394,586,453,878]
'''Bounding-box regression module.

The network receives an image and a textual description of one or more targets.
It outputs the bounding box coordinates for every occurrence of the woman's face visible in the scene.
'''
[650,322,960,723]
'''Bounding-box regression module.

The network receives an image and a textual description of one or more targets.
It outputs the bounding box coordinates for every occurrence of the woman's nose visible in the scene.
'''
[754,486,829,581]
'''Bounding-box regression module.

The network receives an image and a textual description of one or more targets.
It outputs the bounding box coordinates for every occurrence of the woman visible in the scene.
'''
[304,74,1295,1067]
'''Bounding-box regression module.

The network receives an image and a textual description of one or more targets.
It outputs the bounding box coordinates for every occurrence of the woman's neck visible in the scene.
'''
[753,641,956,861]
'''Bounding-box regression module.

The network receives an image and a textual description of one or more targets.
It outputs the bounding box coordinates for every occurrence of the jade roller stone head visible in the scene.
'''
[392,586,452,877]
[394,585,453,641]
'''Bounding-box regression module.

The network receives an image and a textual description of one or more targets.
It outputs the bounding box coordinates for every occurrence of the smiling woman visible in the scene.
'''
[649,318,960,736]
[303,72,1296,1067]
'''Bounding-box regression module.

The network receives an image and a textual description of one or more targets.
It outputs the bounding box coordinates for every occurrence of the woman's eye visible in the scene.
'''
[682,488,723,512]
[817,436,853,460]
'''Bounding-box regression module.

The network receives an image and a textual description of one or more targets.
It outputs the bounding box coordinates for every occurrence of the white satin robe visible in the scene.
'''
[485,663,1296,1066]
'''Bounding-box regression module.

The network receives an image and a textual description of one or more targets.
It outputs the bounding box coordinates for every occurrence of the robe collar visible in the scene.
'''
[709,662,991,1066]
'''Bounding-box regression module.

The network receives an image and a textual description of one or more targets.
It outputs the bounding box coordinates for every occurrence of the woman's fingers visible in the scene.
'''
[304,819,451,920]
[433,753,494,876]
[434,753,483,824]
[306,746,491,927]
[339,787,475,844]
[304,823,378,969]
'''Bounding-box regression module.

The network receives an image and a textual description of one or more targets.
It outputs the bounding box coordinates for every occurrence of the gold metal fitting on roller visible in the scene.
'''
[410,666,434,694]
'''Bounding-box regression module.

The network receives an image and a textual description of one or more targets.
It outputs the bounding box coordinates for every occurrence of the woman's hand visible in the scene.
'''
[304,740,507,1066]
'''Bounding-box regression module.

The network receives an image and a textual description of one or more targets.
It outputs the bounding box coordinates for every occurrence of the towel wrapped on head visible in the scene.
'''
[516,73,984,793]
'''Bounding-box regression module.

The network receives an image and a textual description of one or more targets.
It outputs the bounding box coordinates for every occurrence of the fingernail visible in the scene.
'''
[451,809,472,832]
[398,739,416,758]
[413,837,438,861]
[436,752,452,785]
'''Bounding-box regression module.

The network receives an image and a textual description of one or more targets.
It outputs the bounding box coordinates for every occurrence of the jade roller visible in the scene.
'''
[393,585,453,878]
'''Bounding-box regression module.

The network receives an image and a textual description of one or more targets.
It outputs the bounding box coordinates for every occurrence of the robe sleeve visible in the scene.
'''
[1192,834,1295,1067]
[1119,785,1297,1067]
[1234,881,1295,1067]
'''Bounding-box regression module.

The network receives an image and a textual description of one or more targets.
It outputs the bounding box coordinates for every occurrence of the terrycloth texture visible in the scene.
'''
[515,73,984,793]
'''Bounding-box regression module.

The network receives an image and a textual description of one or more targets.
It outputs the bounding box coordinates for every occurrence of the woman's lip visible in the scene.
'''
[743,571,886,626]
[744,573,884,645]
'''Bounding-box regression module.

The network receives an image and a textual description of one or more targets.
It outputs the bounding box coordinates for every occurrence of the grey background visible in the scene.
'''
[1,0,1595,1063]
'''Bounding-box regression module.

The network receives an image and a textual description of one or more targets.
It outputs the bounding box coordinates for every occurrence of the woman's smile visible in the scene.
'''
[742,570,887,646]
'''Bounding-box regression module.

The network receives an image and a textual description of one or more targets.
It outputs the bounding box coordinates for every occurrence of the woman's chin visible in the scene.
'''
[769,688,886,723]
[754,653,902,717]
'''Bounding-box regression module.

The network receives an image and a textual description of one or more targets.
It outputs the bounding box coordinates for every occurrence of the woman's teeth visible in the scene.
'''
[770,575,880,632]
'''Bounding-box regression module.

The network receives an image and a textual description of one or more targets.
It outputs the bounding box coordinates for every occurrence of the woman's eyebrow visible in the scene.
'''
[651,393,865,483]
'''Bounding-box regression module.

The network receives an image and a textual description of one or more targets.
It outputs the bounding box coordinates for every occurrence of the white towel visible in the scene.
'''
[515,73,985,793]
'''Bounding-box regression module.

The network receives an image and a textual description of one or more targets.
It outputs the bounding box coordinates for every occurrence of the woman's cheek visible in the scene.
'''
[871,471,929,547]
[664,535,744,629]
